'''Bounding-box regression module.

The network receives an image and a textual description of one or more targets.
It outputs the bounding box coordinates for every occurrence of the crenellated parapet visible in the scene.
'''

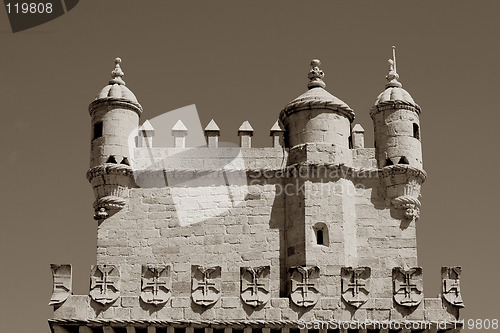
[49,264,464,332]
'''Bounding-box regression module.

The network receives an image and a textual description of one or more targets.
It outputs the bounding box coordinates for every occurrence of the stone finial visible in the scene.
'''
[307,59,326,89]
[172,120,188,148]
[204,119,220,148]
[386,46,402,88]
[352,124,365,149]
[238,120,254,148]
[270,120,284,148]
[138,120,155,148]
[109,57,126,85]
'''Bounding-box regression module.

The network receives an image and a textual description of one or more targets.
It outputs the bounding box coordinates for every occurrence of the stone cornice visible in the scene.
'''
[370,100,421,118]
[86,163,134,182]
[88,98,143,116]
[48,318,463,330]
[379,164,427,183]
[280,101,355,124]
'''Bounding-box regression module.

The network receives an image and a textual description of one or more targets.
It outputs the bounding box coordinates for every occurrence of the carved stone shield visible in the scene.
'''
[341,267,371,308]
[289,266,320,307]
[192,265,221,306]
[393,267,423,307]
[49,264,72,306]
[241,266,270,307]
[442,266,464,308]
[90,265,120,305]
[141,265,171,306]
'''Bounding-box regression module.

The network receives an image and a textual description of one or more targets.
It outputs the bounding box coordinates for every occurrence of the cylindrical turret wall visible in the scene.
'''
[373,107,422,169]
[90,105,140,168]
[285,109,351,149]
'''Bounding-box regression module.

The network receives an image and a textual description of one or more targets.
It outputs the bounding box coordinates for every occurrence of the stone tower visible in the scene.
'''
[49,52,464,333]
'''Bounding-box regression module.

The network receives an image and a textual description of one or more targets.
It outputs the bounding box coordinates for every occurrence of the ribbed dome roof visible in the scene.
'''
[281,59,355,122]
[375,86,415,105]
[93,58,140,104]
[284,87,353,113]
[96,83,138,103]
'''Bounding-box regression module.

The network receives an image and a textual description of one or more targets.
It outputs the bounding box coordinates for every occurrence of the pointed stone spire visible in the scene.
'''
[307,59,326,89]
[270,120,284,148]
[238,121,254,148]
[386,46,402,88]
[204,119,220,148]
[172,120,188,148]
[109,57,126,85]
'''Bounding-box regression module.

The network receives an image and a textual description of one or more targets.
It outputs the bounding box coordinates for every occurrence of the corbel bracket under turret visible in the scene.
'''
[380,165,426,222]
[86,163,135,220]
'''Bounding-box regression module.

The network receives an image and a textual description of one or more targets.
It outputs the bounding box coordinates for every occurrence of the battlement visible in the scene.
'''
[50,264,463,332]
[106,118,372,170]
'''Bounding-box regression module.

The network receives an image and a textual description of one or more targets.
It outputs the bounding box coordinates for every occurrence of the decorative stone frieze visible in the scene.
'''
[240,266,271,307]
[442,266,465,308]
[49,264,72,306]
[90,265,120,305]
[191,265,221,306]
[341,266,371,308]
[393,267,423,307]
[289,266,320,307]
[140,265,171,306]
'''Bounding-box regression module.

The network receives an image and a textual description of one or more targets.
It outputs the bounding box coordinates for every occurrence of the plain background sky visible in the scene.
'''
[0,1,499,332]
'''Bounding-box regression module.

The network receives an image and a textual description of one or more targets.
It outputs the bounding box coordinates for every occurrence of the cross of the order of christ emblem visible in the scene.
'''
[289,266,320,307]
[140,265,171,306]
[90,265,120,305]
[191,265,221,306]
[442,266,465,308]
[49,264,72,306]
[392,267,423,307]
[240,266,270,307]
[341,267,371,308]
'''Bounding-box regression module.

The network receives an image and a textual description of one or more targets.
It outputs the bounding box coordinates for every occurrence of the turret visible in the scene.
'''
[86,58,142,220]
[279,60,355,164]
[371,48,426,221]
[371,47,422,169]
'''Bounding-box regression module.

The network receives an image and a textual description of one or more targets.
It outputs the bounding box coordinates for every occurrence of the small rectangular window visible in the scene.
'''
[413,123,420,140]
[93,121,103,140]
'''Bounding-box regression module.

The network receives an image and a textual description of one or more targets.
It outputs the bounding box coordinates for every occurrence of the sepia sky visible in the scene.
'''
[0,1,499,332]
